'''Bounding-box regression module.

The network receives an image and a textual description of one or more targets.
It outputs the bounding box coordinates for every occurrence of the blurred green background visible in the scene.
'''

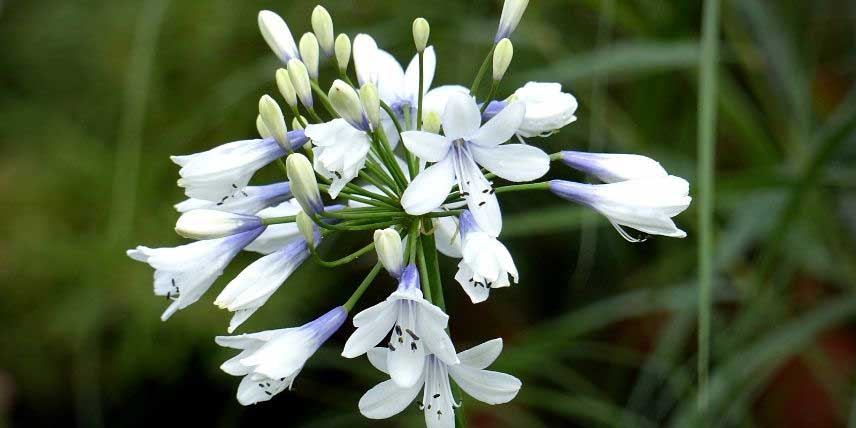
[2,0,856,426]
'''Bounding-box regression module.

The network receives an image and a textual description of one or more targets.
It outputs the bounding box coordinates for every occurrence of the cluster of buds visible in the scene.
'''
[129,0,691,425]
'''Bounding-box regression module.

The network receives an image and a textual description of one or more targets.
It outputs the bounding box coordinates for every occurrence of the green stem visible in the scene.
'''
[470,46,496,95]
[318,184,398,209]
[407,219,420,265]
[375,129,410,190]
[480,81,499,114]
[275,158,288,175]
[421,219,445,311]
[359,170,400,201]
[320,210,406,220]
[381,100,418,179]
[261,215,297,225]
[314,217,400,232]
[417,51,425,130]
[365,155,402,193]
[697,0,721,419]
[416,238,433,303]
[425,210,463,218]
[343,262,383,312]
[310,242,376,268]
[493,182,550,194]
[306,106,324,123]
[310,80,337,117]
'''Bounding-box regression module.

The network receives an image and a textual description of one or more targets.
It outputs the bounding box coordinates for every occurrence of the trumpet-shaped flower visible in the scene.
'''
[483,82,578,138]
[305,118,372,198]
[215,231,319,333]
[172,132,307,201]
[342,265,457,387]
[550,176,692,241]
[216,307,346,405]
[174,182,292,215]
[454,211,518,303]
[127,227,264,320]
[401,92,550,236]
[559,151,668,183]
[359,339,521,428]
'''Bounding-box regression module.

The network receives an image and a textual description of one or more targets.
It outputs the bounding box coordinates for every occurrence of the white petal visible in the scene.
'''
[448,365,521,405]
[442,92,481,140]
[470,143,550,182]
[352,34,379,87]
[416,303,458,365]
[423,85,470,118]
[433,216,462,258]
[236,375,281,405]
[456,154,502,237]
[359,377,424,419]
[402,156,456,215]
[342,303,397,358]
[469,102,525,147]
[404,46,436,104]
[387,334,426,388]
[402,131,451,162]
[367,347,389,374]
[456,338,503,369]
[454,262,490,303]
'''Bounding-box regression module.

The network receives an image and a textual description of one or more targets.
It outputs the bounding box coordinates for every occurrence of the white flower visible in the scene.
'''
[496,0,529,41]
[433,215,462,258]
[549,176,692,241]
[172,132,307,201]
[174,182,292,215]
[127,228,264,320]
[244,200,302,254]
[215,232,317,333]
[401,92,550,236]
[560,151,667,183]
[373,228,404,277]
[511,82,578,138]
[216,307,346,405]
[305,118,372,198]
[453,210,518,303]
[342,264,458,387]
[175,210,263,240]
[359,339,521,427]
[258,10,300,64]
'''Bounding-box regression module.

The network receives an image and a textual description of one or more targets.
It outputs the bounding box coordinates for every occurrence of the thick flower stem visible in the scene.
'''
[420,218,445,311]
[416,239,433,303]
[417,51,425,130]
[470,45,496,95]
[261,215,298,225]
[425,210,463,218]
[406,219,420,266]
[310,80,337,117]
[493,182,550,194]
[310,241,376,268]
[343,262,383,312]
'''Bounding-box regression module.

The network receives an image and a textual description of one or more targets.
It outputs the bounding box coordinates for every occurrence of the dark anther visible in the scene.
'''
[406,329,420,340]
[478,201,486,206]
[264,391,272,396]
[410,342,418,351]
[433,393,440,398]
[481,189,489,194]
[232,184,238,189]
[461,192,469,196]
[258,383,265,388]
[388,342,396,351]
[394,325,403,336]
[398,336,404,344]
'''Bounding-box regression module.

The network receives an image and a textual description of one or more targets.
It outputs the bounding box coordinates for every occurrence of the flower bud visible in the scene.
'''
[296,211,316,249]
[175,209,262,240]
[259,95,291,150]
[292,116,306,130]
[359,82,380,130]
[422,111,442,134]
[374,228,404,277]
[299,32,320,80]
[256,114,273,139]
[412,18,430,52]
[328,79,366,130]
[286,153,324,214]
[335,34,351,73]
[258,10,300,63]
[311,6,335,56]
[495,0,529,42]
[287,59,314,108]
[493,38,513,81]
[275,68,298,108]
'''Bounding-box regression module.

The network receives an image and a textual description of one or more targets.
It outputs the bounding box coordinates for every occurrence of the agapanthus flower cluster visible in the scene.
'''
[128,1,691,425]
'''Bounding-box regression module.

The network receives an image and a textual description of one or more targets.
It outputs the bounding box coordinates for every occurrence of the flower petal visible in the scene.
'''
[353,34,379,87]
[468,102,525,147]
[423,85,469,118]
[456,338,503,369]
[404,46,436,104]
[367,347,389,374]
[442,92,481,140]
[432,216,462,258]
[448,365,521,405]
[374,49,406,103]
[359,377,424,419]
[454,262,491,303]
[402,156,456,215]
[416,302,459,365]
[387,331,426,388]
[342,302,397,358]
[470,143,550,182]
[402,131,451,162]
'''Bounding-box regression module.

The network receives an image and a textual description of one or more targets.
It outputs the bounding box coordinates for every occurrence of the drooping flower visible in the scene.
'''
[127,227,264,320]
[454,210,518,303]
[401,92,550,236]
[172,132,307,201]
[174,182,292,215]
[559,151,668,183]
[342,264,458,387]
[215,231,319,333]
[216,306,347,405]
[483,82,578,138]
[549,176,692,241]
[359,339,521,427]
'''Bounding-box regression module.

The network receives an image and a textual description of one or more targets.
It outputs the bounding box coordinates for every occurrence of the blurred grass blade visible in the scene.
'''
[697,0,721,418]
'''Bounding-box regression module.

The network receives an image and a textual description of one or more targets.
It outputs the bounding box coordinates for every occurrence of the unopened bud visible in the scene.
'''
[286,153,323,215]
[292,117,306,130]
[412,18,430,52]
[493,38,513,81]
[495,0,529,42]
[311,6,335,56]
[374,228,404,277]
[423,111,442,134]
[299,32,320,80]
[335,34,351,73]
[328,80,366,130]
[259,95,291,150]
[359,83,380,130]
[276,68,298,108]
[296,211,316,248]
[287,59,314,108]
[256,115,273,139]
[258,10,300,63]
[175,210,262,240]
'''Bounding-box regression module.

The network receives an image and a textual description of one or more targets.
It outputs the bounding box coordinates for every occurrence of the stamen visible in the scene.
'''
[405,329,420,340]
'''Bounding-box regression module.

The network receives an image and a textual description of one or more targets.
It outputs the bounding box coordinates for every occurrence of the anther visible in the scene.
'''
[406,329,420,340]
